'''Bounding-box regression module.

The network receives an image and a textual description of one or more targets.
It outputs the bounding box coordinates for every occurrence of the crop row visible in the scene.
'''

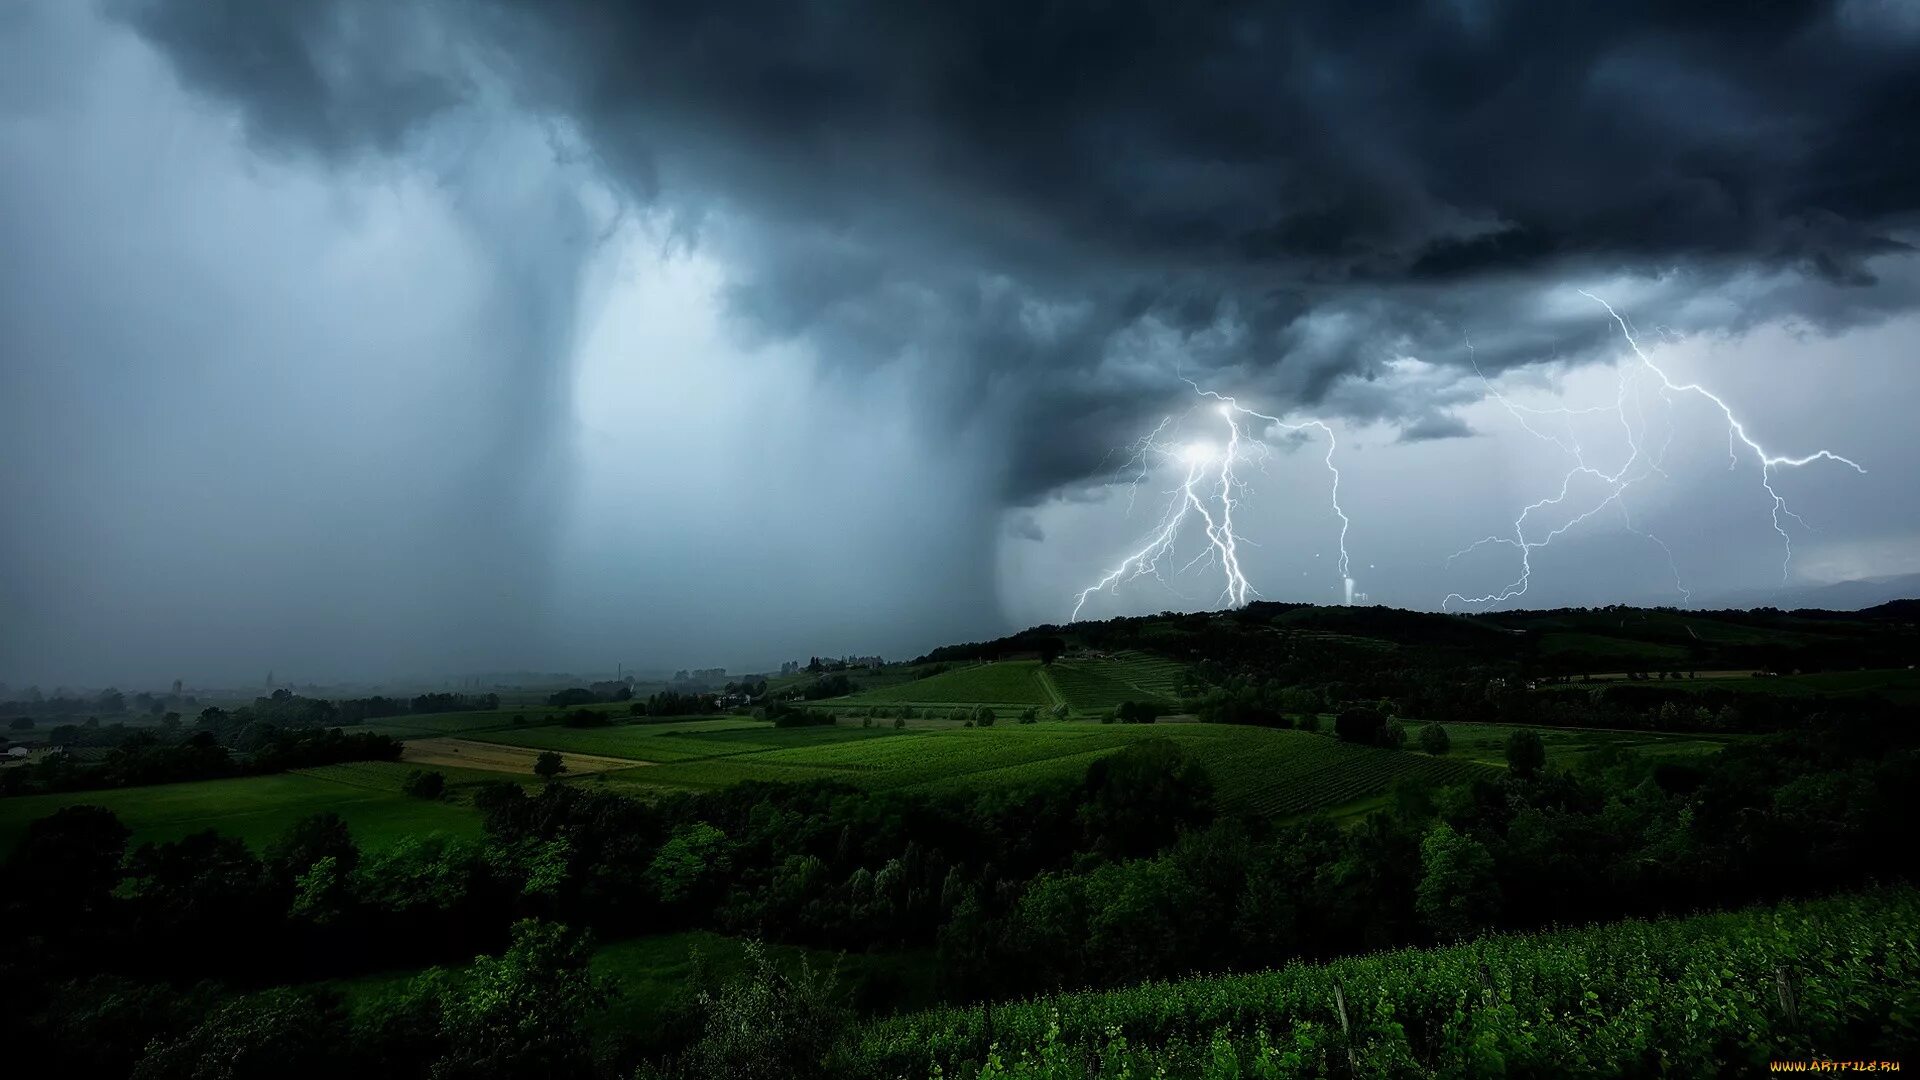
[843,888,1920,1078]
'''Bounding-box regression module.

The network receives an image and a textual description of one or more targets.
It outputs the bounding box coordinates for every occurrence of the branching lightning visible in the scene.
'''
[1070,385,1357,621]
[1442,291,1866,611]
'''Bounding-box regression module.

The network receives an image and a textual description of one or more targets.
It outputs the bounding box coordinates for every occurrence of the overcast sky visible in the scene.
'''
[4,0,1918,686]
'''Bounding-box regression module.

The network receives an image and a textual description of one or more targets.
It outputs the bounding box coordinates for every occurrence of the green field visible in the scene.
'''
[1434,722,1737,768]
[1539,666,1920,705]
[596,722,1499,817]
[833,661,1056,707]
[0,761,486,855]
[1045,651,1187,711]
[463,717,894,762]
[1537,631,1690,662]
[341,703,640,739]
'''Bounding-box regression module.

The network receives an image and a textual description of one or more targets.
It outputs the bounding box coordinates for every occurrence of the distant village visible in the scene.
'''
[778,655,884,675]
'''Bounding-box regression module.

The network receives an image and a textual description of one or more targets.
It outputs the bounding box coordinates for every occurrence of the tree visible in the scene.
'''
[1418,722,1451,755]
[649,822,733,907]
[266,811,359,886]
[1505,729,1546,778]
[1078,739,1214,857]
[427,919,608,1080]
[8,804,129,920]
[1033,637,1065,665]
[1415,822,1501,940]
[971,705,996,727]
[533,751,566,781]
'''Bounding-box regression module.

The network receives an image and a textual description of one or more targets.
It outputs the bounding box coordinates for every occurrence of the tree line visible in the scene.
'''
[5,700,1915,1077]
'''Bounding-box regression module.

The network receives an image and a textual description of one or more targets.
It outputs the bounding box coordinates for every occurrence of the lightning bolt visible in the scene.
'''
[1443,292,1866,611]
[1070,385,1357,620]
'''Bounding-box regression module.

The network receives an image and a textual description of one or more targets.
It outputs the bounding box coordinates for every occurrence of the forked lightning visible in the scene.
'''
[1443,292,1866,610]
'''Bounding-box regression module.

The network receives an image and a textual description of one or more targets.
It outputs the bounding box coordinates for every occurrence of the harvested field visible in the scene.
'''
[400,737,643,775]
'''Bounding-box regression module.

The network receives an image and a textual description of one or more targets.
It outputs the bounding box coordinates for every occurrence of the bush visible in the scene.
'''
[1115,701,1164,724]
[892,717,906,730]
[1418,722,1451,755]
[561,708,609,728]
[673,940,845,1080]
[970,705,996,728]
[401,769,446,799]
[533,751,567,780]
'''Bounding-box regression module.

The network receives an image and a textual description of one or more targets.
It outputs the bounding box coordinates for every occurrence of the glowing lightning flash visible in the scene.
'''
[1070,388,1357,621]
[1443,292,1866,611]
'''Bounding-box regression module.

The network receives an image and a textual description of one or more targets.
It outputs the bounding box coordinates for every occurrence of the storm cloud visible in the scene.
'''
[107,0,1920,501]
[5,0,1920,681]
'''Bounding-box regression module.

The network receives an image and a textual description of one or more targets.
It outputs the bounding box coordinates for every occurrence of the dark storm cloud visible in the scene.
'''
[1398,414,1476,443]
[116,0,1920,504]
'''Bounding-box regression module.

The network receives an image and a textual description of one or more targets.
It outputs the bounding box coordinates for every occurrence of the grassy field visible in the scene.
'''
[340,702,640,739]
[461,717,893,762]
[593,722,1501,818]
[1433,722,1736,768]
[399,737,648,775]
[822,652,1190,715]
[1537,631,1690,662]
[1539,666,1920,705]
[832,661,1056,708]
[0,761,487,855]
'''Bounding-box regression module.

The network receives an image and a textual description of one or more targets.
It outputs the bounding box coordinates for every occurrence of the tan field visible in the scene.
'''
[400,737,645,775]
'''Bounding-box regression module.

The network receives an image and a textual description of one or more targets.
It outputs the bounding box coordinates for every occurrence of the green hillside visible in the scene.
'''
[843,889,1919,1079]
[832,661,1056,707]
[592,722,1497,817]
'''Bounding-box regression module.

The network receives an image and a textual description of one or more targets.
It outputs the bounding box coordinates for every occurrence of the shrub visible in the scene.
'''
[1334,706,1388,745]
[676,940,844,1080]
[401,769,446,800]
[1418,722,1451,755]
